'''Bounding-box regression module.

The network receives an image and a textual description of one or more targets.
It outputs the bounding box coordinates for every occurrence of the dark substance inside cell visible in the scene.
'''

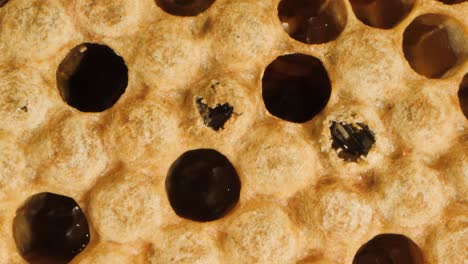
[262,53,331,123]
[349,0,415,29]
[56,43,128,112]
[459,73,468,119]
[0,0,8,7]
[166,149,241,222]
[278,0,347,44]
[330,121,375,162]
[13,193,90,264]
[155,0,215,16]
[196,97,234,131]
[402,14,458,79]
[353,234,424,264]
[437,0,466,4]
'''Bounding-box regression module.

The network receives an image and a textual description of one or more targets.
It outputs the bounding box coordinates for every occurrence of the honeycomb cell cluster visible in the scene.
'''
[0,0,467,263]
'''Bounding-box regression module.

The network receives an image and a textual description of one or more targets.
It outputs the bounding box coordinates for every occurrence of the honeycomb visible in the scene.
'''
[0,0,467,263]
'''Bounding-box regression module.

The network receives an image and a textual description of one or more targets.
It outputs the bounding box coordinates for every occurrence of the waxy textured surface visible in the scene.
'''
[0,0,466,263]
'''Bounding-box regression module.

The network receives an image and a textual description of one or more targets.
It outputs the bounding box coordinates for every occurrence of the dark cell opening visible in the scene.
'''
[13,193,90,264]
[56,43,128,112]
[330,121,376,162]
[403,14,463,79]
[166,149,241,222]
[155,0,215,16]
[353,234,424,264]
[437,0,466,4]
[278,0,347,44]
[459,73,468,119]
[349,0,415,29]
[196,97,234,131]
[0,0,8,7]
[262,53,331,123]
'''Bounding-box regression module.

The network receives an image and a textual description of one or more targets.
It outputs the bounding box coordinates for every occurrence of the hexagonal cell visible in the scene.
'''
[278,0,347,44]
[155,0,215,16]
[223,205,298,264]
[134,18,206,91]
[0,0,75,61]
[376,161,448,228]
[425,203,468,264]
[150,225,221,263]
[291,183,374,244]
[73,0,143,36]
[389,84,458,155]
[13,193,90,264]
[237,124,319,199]
[458,73,468,119]
[349,0,415,29]
[262,53,331,123]
[403,14,467,79]
[209,1,280,70]
[89,170,162,242]
[166,149,241,222]
[107,98,183,166]
[26,115,109,193]
[56,43,128,112]
[0,65,53,134]
[353,234,424,264]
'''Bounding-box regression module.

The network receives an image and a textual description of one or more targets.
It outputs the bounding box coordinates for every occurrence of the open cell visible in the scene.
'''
[13,193,90,264]
[166,149,241,222]
[403,14,467,78]
[349,0,415,29]
[155,0,215,16]
[56,43,128,112]
[353,234,424,264]
[436,0,466,4]
[262,53,331,123]
[278,0,347,44]
[459,73,468,119]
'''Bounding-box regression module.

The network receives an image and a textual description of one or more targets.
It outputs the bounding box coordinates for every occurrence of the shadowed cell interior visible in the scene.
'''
[13,193,90,264]
[56,43,128,112]
[403,14,463,79]
[278,0,347,44]
[155,0,216,16]
[436,0,466,4]
[166,149,241,222]
[353,234,424,264]
[262,53,331,123]
[349,0,415,29]
[459,73,468,119]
